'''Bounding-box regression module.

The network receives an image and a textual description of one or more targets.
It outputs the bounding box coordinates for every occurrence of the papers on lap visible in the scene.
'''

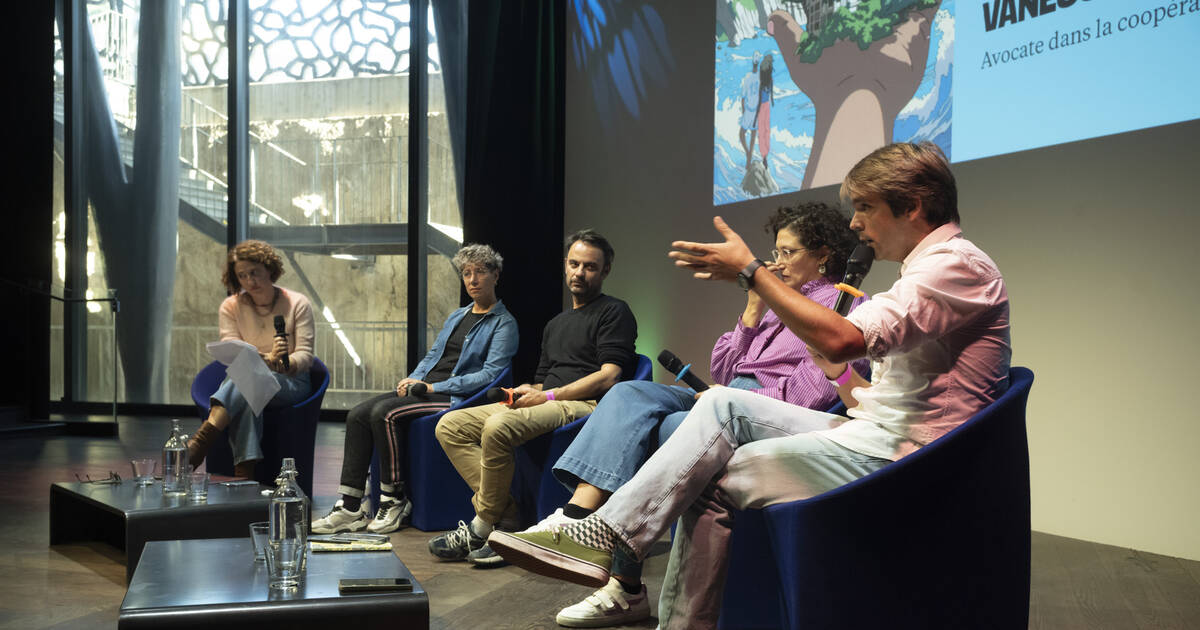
[206,339,281,416]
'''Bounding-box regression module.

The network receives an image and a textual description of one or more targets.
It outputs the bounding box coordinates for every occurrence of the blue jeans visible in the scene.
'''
[552,376,762,580]
[595,387,891,629]
[210,370,312,465]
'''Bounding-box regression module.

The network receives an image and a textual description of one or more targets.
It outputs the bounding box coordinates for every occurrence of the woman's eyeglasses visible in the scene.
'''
[771,246,806,261]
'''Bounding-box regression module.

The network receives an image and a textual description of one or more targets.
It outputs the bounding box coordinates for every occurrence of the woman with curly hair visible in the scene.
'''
[188,240,316,480]
[312,244,519,535]
[527,202,863,627]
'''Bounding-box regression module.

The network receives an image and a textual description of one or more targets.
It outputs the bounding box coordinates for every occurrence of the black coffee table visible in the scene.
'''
[119,538,429,629]
[50,480,272,582]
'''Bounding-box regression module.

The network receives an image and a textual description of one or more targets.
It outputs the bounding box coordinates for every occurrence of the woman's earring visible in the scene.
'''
[818,263,827,275]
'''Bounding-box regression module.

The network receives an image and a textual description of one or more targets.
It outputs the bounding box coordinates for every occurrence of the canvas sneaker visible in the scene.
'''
[367,497,412,533]
[311,499,369,534]
[428,520,486,561]
[487,519,614,588]
[556,577,651,628]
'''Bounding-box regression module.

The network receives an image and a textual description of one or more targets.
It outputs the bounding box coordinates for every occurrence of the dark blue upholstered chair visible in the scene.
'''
[190,357,330,496]
[367,365,513,531]
[511,354,654,526]
[716,367,1034,629]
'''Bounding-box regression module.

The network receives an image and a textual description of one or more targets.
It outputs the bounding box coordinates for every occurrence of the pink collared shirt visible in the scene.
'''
[829,223,1011,461]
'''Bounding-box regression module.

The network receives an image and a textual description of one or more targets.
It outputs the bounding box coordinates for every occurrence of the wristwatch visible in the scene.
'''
[736,258,766,291]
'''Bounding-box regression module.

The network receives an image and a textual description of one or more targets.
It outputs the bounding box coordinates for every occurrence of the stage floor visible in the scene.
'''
[2,415,1197,629]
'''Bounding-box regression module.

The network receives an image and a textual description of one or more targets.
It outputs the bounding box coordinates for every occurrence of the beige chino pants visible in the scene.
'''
[435,400,596,524]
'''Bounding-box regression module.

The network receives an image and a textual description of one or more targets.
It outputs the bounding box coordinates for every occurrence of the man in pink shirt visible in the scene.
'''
[489,142,1011,629]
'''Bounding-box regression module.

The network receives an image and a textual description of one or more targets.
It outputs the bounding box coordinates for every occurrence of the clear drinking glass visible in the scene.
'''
[249,522,270,562]
[265,523,306,589]
[188,470,209,501]
[130,458,156,486]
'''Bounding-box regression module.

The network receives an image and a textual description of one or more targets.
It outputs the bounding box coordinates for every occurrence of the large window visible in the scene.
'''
[52,0,464,409]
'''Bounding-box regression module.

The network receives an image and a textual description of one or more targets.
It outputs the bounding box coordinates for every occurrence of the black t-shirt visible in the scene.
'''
[424,311,486,384]
[535,294,637,390]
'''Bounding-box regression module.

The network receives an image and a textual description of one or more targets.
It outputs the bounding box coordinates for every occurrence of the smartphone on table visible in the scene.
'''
[338,577,413,594]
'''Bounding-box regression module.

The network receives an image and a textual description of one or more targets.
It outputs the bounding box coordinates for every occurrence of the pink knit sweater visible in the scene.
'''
[218,286,315,375]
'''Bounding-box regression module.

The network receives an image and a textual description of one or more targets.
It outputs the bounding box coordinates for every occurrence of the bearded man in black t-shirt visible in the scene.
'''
[429,229,638,565]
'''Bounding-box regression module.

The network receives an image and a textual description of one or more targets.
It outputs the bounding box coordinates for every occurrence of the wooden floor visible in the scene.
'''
[2,416,1199,629]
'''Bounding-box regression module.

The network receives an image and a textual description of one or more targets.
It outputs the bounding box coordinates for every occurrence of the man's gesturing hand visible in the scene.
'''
[668,217,757,282]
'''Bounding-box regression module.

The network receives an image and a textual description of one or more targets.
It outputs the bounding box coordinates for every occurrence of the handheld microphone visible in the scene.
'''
[657,350,709,392]
[272,315,290,371]
[486,387,517,405]
[408,382,427,397]
[833,244,875,316]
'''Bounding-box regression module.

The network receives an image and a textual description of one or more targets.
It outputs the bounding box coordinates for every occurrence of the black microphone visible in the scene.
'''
[657,350,709,392]
[833,243,875,316]
[486,387,516,405]
[408,382,427,396]
[272,315,290,371]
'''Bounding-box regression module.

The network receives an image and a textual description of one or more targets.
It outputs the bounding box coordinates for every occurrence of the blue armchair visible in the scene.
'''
[716,367,1035,629]
[511,354,654,525]
[367,365,514,531]
[190,358,330,496]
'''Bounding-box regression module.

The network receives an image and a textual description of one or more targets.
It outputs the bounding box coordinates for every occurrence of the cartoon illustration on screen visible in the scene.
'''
[715,0,954,205]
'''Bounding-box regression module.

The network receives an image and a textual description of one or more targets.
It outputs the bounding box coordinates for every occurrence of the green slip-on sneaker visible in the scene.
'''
[487,529,611,588]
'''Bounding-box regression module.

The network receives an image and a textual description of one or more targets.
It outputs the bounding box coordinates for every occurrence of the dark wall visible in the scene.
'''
[1,3,54,420]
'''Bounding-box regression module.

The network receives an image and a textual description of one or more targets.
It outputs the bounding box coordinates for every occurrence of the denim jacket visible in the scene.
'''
[408,300,518,405]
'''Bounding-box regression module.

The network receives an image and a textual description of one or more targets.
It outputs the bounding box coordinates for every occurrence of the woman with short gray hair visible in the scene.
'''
[313,243,518,534]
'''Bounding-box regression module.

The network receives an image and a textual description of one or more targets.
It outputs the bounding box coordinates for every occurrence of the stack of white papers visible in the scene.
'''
[205,339,281,416]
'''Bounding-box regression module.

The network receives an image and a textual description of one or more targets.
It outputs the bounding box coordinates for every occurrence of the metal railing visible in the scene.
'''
[8,277,120,421]
[50,319,438,407]
[61,4,463,235]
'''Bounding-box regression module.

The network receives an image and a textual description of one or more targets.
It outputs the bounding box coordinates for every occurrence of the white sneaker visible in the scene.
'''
[311,499,369,534]
[521,507,579,533]
[367,497,412,533]
[556,577,650,628]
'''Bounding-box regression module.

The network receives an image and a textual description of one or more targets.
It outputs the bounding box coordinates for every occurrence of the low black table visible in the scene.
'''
[50,480,272,582]
[119,538,429,629]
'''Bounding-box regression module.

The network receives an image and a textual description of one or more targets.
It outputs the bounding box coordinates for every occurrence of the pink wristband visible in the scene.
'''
[545,390,556,401]
[831,365,854,387]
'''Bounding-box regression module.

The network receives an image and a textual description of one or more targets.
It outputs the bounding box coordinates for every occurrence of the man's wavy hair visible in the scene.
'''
[840,142,959,227]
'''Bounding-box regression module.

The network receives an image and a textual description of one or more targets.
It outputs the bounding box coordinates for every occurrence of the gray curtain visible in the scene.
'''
[71,2,181,402]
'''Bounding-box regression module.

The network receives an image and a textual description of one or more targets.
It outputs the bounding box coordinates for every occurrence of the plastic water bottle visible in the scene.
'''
[269,458,309,578]
[161,419,189,496]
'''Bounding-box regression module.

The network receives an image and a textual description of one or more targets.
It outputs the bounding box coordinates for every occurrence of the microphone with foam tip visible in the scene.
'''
[272,315,290,371]
[833,244,875,316]
[657,350,709,392]
[408,382,427,397]
[486,387,517,405]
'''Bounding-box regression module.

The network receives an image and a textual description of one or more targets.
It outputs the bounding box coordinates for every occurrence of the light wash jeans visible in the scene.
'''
[210,370,312,465]
[595,387,891,630]
[552,376,761,580]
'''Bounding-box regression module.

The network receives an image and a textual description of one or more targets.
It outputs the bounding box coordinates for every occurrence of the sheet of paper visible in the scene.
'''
[206,340,281,416]
[205,339,258,366]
